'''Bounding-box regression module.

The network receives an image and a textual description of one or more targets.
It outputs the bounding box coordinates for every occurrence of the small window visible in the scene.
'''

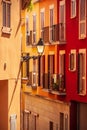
[71,0,76,18]
[69,50,76,71]
[78,49,86,95]
[2,0,11,33]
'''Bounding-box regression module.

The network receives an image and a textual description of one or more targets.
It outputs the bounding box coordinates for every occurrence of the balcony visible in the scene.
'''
[43,73,66,95]
[43,23,66,45]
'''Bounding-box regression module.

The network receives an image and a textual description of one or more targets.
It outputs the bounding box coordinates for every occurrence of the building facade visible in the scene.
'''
[0,0,21,129]
[58,0,87,129]
[21,0,70,130]
[21,0,87,130]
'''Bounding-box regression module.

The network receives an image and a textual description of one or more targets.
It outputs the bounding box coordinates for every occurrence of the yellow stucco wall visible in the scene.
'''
[21,0,58,98]
[0,0,21,129]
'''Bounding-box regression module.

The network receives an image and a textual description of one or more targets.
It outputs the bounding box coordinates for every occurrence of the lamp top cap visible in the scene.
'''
[37,38,44,46]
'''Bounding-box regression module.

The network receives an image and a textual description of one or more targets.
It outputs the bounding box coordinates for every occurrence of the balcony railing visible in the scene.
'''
[43,73,66,95]
[43,23,66,44]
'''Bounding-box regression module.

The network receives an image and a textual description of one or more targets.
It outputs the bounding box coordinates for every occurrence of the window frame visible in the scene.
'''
[49,4,54,42]
[40,8,45,39]
[78,49,86,96]
[79,0,86,39]
[59,0,66,41]
[71,0,76,18]
[59,50,65,75]
[2,0,11,34]
[33,13,36,45]
[26,15,30,46]
[69,50,76,71]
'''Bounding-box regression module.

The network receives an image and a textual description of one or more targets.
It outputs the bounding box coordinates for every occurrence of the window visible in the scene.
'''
[60,113,68,130]
[48,54,55,89]
[22,53,29,79]
[40,8,45,39]
[59,0,66,41]
[59,51,65,92]
[33,14,36,45]
[2,0,11,33]
[71,0,76,18]
[10,114,17,130]
[49,5,54,42]
[59,51,65,75]
[26,15,30,45]
[60,113,64,130]
[79,0,86,39]
[78,49,86,95]
[49,121,53,130]
[32,59,38,88]
[69,50,76,71]
[38,55,45,87]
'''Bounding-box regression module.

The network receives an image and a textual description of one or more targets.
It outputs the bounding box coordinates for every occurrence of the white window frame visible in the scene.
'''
[79,0,86,39]
[71,0,76,18]
[69,50,76,71]
[2,0,11,34]
[78,49,86,96]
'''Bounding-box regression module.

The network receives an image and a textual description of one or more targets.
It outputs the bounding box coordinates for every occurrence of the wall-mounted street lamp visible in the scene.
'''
[21,38,44,62]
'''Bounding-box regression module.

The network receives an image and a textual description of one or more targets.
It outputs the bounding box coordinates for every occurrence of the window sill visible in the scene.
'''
[78,92,86,96]
[2,26,11,34]
[42,88,66,96]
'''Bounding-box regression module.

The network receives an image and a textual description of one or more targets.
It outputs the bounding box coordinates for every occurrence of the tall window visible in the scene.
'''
[78,49,86,95]
[59,51,65,92]
[33,14,36,45]
[49,121,53,130]
[32,59,38,88]
[40,9,45,39]
[59,0,66,41]
[26,15,30,45]
[49,5,54,42]
[79,0,86,39]
[2,0,11,33]
[48,54,55,89]
[59,51,65,75]
[38,55,45,87]
[22,53,29,78]
[71,0,76,18]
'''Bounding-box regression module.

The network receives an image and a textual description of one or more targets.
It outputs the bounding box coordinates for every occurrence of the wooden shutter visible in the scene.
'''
[41,11,44,39]
[48,55,55,89]
[43,26,49,43]
[50,8,53,42]
[33,15,36,45]
[53,24,59,42]
[38,55,45,87]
